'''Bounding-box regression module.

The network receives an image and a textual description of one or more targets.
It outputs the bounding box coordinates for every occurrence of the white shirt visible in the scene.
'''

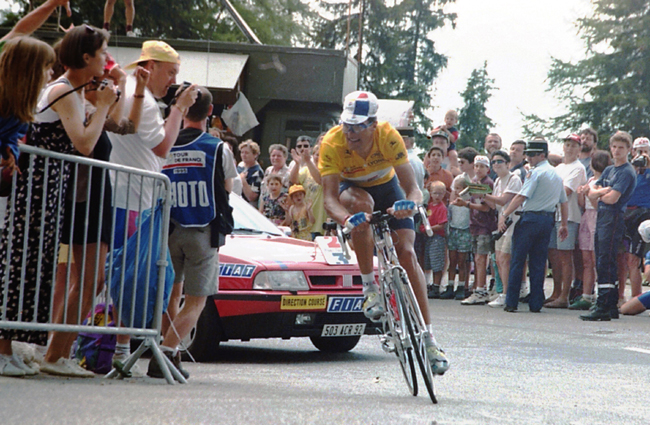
[554,159,587,223]
[108,76,166,211]
[494,171,523,235]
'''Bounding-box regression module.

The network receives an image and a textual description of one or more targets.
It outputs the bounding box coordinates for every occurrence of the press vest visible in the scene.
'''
[162,132,219,227]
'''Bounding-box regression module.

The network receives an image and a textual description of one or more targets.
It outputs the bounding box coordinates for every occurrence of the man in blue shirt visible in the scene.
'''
[498,139,568,312]
[150,86,235,378]
[580,131,637,321]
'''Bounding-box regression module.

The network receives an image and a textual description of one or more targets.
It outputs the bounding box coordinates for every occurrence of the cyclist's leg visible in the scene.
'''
[395,229,449,374]
[340,186,383,319]
[339,186,375,275]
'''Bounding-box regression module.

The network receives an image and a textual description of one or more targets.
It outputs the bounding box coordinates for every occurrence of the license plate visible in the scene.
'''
[321,323,366,337]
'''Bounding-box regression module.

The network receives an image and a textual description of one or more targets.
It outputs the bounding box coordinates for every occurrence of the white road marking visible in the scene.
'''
[624,346,650,355]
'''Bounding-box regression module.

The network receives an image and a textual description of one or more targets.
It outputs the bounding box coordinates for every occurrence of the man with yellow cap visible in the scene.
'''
[108,40,198,372]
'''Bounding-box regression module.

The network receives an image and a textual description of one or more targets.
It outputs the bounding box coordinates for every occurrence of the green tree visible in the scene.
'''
[312,0,456,147]
[457,62,496,150]
[546,0,650,142]
[520,112,556,141]
[1,0,312,45]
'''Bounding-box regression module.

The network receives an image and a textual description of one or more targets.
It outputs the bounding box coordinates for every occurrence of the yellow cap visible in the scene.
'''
[288,184,306,197]
[125,40,180,70]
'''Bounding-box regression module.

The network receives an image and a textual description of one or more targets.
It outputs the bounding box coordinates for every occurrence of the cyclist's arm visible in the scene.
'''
[394,162,423,205]
[322,174,350,226]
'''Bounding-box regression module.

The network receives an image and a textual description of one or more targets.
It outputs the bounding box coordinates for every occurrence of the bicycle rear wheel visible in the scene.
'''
[393,268,438,404]
[382,273,417,396]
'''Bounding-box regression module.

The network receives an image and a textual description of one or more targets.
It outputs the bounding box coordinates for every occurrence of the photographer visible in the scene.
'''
[620,137,650,303]
[107,40,198,373]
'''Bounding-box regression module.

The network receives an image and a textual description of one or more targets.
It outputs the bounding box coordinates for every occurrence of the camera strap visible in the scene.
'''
[37,79,94,115]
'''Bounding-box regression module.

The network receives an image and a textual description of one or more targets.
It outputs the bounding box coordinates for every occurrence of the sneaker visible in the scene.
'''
[461,291,489,305]
[568,295,593,311]
[488,292,501,302]
[454,286,466,300]
[423,337,449,375]
[519,283,529,300]
[0,354,25,377]
[427,285,440,299]
[41,358,95,378]
[147,350,189,380]
[580,306,611,321]
[439,285,455,299]
[10,354,38,375]
[488,294,506,308]
[112,353,144,377]
[126,30,136,37]
[362,289,385,322]
[569,280,583,304]
[519,293,531,303]
[463,286,473,299]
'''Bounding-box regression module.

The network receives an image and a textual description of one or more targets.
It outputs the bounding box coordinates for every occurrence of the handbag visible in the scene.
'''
[108,201,174,328]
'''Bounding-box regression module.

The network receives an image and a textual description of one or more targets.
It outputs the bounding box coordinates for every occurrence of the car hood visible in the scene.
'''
[220,234,330,269]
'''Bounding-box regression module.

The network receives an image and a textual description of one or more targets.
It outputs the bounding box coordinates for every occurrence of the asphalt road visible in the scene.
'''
[2,289,650,425]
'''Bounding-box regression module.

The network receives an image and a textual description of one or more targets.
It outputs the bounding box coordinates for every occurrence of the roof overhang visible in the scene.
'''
[108,46,248,91]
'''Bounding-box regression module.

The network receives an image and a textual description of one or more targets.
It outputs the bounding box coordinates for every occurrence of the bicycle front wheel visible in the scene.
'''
[383,273,417,396]
[393,268,438,404]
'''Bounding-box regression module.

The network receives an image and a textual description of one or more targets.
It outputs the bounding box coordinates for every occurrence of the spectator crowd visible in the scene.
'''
[1,0,650,381]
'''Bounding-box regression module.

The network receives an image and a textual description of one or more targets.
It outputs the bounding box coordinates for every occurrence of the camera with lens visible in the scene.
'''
[632,155,648,168]
[491,216,513,243]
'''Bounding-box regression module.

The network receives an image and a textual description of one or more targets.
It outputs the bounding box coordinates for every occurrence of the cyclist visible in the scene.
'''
[319,91,449,374]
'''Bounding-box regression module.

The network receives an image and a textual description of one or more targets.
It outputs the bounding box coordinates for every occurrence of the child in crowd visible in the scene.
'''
[440,176,472,300]
[452,155,497,305]
[259,173,289,225]
[0,37,55,196]
[441,109,460,148]
[621,219,650,315]
[425,146,454,204]
[457,146,478,181]
[580,131,637,321]
[572,150,611,310]
[422,181,448,297]
[286,184,314,241]
[428,128,460,176]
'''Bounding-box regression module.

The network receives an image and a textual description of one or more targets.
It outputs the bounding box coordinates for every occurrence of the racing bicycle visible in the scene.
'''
[336,206,440,404]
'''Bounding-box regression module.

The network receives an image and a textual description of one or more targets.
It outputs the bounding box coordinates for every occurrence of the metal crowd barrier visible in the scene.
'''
[0,144,183,384]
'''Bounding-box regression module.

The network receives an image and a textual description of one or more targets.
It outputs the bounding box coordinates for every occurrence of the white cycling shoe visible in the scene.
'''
[424,336,450,375]
[362,289,385,322]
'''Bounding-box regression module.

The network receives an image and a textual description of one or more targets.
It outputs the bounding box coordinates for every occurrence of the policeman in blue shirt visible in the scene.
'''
[150,86,234,380]
[497,139,569,312]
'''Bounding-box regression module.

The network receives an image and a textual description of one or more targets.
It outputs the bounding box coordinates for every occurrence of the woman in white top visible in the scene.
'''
[483,150,522,307]
[0,25,117,378]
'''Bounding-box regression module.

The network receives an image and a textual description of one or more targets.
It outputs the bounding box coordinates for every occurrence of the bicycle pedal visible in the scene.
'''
[380,336,395,353]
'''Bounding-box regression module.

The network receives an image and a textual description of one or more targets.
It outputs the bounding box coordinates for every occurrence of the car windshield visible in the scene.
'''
[230,193,284,236]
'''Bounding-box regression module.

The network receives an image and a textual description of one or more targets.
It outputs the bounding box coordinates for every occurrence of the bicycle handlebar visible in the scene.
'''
[339,206,432,237]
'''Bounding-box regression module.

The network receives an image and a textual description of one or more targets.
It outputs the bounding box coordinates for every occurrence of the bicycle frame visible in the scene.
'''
[337,208,439,403]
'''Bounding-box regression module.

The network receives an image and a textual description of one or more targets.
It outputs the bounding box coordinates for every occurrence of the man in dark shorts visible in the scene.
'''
[319,91,449,375]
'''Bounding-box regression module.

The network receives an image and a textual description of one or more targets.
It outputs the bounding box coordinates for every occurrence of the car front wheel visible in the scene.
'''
[309,335,361,353]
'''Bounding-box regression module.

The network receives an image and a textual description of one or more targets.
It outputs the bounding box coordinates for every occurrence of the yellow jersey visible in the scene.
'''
[318,121,408,188]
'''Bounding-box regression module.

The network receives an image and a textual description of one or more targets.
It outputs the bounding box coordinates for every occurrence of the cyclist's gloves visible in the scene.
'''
[345,212,367,231]
[392,200,416,212]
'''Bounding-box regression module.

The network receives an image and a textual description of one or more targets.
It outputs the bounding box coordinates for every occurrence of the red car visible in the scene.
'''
[186,194,380,361]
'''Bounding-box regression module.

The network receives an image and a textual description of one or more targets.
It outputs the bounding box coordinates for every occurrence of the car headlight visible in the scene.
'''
[253,271,309,291]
